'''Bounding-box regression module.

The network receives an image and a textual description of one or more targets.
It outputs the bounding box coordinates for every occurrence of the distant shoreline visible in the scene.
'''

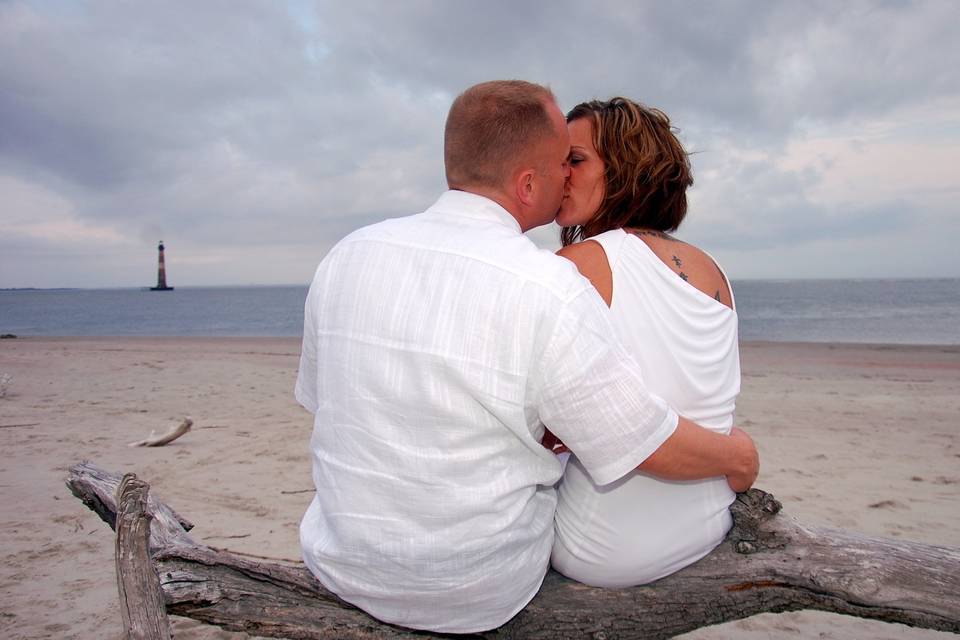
[3,335,959,349]
[0,287,81,291]
[3,276,959,291]
[0,284,307,291]
[3,280,958,345]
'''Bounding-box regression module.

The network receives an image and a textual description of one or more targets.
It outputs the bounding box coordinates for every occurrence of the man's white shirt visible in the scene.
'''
[296,190,678,632]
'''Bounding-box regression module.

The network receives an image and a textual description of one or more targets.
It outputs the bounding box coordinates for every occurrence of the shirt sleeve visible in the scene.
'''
[535,286,678,486]
[295,267,321,415]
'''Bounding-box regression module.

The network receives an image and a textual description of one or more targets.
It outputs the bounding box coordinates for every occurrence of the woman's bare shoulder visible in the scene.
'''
[556,238,606,263]
[626,228,711,263]
[556,240,613,306]
[625,228,732,308]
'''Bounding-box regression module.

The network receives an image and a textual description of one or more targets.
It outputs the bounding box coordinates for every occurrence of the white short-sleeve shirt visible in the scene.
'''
[296,190,677,633]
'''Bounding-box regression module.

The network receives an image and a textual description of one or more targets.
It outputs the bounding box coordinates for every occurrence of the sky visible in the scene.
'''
[1,0,958,288]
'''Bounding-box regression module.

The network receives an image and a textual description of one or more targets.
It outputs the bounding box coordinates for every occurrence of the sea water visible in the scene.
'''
[733,278,959,345]
[1,279,958,345]
[0,286,306,337]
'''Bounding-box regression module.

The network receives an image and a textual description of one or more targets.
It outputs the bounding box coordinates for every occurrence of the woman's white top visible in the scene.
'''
[552,228,740,587]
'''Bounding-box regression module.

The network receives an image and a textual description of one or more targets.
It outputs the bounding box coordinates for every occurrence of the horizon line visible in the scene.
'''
[3,275,960,291]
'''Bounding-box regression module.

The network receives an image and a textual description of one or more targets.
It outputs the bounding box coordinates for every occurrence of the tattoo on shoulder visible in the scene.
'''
[629,229,680,243]
[672,255,682,267]
[679,271,689,282]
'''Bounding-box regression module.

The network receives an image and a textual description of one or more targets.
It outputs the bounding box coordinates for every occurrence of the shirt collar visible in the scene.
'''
[426,190,522,233]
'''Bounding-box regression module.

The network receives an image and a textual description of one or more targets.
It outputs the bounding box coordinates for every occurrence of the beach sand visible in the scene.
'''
[0,337,957,639]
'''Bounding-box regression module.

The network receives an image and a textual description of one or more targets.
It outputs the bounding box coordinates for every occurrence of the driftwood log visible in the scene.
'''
[128,417,193,447]
[114,474,173,640]
[67,461,960,639]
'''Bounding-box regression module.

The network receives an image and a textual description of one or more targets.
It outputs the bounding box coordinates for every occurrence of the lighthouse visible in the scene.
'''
[150,241,174,291]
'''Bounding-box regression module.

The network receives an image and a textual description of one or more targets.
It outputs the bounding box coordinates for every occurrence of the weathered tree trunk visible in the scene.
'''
[67,461,960,639]
[114,474,172,640]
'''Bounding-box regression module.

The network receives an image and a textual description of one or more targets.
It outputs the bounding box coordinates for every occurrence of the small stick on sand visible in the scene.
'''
[128,418,193,447]
[0,372,12,398]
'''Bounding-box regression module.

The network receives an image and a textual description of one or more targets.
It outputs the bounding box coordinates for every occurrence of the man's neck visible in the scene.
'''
[450,185,528,232]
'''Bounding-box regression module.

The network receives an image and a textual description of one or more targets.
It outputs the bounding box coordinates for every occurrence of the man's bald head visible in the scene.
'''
[444,81,559,190]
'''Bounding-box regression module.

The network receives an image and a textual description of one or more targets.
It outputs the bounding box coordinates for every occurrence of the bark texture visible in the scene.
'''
[68,461,960,639]
[114,473,172,640]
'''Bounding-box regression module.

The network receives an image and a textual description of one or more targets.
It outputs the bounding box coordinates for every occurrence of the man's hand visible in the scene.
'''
[725,427,759,493]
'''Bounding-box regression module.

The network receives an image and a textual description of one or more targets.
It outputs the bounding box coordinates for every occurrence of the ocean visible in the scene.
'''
[1,279,958,345]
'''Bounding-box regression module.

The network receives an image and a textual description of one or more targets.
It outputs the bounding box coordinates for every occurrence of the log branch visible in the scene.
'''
[115,474,172,640]
[67,461,960,639]
[128,418,193,447]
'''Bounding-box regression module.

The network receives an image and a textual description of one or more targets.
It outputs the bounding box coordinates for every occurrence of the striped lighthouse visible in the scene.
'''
[150,241,174,291]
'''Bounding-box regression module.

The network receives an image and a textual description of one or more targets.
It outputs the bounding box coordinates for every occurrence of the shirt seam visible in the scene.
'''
[590,407,679,486]
[534,288,617,401]
[338,233,595,304]
[315,327,532,381]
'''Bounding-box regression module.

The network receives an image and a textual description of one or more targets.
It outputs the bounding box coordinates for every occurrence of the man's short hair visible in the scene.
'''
[444,80,557,189]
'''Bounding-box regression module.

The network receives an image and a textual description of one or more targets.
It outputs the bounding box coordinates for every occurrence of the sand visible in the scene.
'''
[0,336,957,639]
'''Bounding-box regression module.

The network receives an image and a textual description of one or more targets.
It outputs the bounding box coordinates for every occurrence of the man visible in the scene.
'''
[296,80,758,633]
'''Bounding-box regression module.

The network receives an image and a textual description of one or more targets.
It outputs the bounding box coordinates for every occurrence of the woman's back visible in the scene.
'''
[552,228,740,587]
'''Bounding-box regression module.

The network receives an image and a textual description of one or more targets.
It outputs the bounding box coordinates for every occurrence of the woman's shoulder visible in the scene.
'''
[624,228,713,262]
[556,239,614,307]
[556,237,605,263]
[624,228,733,308]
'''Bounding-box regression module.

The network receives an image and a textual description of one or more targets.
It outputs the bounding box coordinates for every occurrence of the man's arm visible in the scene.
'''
[637,420,759,493]
[543,421,759,492]
[536,274,757,489]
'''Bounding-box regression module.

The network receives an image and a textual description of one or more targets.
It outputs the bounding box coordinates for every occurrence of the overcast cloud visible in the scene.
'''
[1,0,958,287]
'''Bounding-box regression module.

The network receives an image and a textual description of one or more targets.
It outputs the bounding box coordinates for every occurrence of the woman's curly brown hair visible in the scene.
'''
[560,97,693,246]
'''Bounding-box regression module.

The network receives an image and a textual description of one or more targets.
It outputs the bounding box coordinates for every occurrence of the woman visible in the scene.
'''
[550,97,740,587]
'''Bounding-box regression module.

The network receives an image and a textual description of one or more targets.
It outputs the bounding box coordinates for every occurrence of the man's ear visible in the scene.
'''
[515,168,537,207]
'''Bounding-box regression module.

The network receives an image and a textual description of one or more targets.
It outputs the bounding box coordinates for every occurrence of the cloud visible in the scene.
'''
[0,0,958,286]
[678,84,960,278]
[0,175,125,244]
